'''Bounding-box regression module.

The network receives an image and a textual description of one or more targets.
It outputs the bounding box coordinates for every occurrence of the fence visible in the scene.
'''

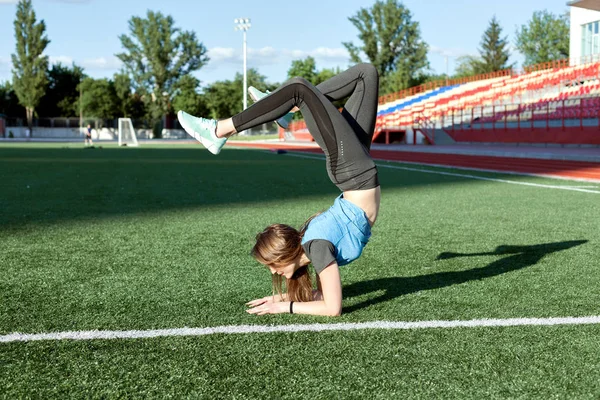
[3,117,280,139]
[444,98,600,130]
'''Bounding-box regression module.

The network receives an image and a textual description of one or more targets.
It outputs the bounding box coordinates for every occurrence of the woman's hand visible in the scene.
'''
[246,301,288,315]
[245,295,279,308]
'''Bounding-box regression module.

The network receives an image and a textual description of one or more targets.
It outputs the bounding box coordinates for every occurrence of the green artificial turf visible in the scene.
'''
[1,143,599,398]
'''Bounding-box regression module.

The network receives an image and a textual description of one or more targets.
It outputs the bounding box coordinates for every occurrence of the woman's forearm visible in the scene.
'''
[289,300,341,317]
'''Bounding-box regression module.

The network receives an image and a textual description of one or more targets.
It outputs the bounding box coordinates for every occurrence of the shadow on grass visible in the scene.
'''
[0,146,492,230]
[342,240,587,314]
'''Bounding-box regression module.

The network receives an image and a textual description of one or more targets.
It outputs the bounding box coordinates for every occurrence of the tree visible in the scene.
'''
[515,10,569,67]
[116,10,209,137]
[287,57,341,87]
[171,75,208,117]
[343,0,429,94]
[113,72,133,117]
[38,63,85,117]
[11,0,50,132]
[453,55,484,78]
[78,77,118,123]
[0,81,22,118]
[478,16,512,73]
[287,57,318,84]
[315,67,341,86]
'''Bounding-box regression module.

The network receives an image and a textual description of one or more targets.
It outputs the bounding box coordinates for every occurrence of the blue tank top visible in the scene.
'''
[301,194,372,266]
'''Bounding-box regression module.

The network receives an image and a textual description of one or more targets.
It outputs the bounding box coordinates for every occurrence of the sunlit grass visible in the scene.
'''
[1,143,599,398]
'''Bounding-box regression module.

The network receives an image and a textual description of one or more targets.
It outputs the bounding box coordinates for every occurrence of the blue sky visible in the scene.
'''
[0,0,570,88]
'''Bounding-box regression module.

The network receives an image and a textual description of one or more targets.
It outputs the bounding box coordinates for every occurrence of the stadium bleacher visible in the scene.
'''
[374,60,600,145]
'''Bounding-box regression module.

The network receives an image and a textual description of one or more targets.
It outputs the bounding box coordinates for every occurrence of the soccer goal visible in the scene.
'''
[118,118,139,147]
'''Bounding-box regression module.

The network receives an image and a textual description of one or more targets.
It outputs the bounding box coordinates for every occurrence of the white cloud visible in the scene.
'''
[429,45,474,58]
[207,47,237,63]
[81,56,121,70]
[0,0,17,4]
[280,47,349,63]
[49,55,74,65]
[206,46,349,69]
[248,46,278,60]
[309,47,349,62]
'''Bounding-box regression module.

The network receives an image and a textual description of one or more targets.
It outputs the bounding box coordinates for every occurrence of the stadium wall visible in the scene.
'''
[449,126,600,145]
[1,127,189,140]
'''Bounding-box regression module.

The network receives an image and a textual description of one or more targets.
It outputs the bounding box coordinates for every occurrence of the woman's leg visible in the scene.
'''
[229,76,378,191]
[315,63,379,151]
[228,63,379,149]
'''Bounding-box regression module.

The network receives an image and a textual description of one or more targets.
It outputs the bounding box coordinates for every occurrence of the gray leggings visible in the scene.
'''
[232,63,379,191]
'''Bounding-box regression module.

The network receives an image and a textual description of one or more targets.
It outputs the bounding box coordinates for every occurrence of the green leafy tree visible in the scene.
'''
[113,72,134,117]
[0,81,22,118]
[38,63,85,117]
[171,75,208,117]
[128,92,147,120]
[204,80,237,120]
[287,57,318,84]
[477,16,512,73]
[418,72,450,85]
[515,10,569,66]
[287,57,340,87]
[343,0,429,94]
[11,0,50,132]
[314,67,341,86]
[453,55,484,78]
[78,77,119,123]
[116,10,209,137]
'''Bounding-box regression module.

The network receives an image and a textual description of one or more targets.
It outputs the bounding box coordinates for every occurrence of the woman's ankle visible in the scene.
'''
[216,119,237,138]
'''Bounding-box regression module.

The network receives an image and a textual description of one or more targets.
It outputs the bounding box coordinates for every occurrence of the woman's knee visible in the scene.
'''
[356,63,378,80]
[288,76,312,87]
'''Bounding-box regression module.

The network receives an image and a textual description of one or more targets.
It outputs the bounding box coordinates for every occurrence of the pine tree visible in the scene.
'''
[478,16,512,73]
[11,0,50,133]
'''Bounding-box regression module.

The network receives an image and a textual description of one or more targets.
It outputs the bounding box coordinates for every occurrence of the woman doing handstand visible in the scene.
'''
[178,63,380,317]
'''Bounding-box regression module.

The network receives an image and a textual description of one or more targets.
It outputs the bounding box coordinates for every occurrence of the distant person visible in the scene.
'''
[178,63,380,317]
[85,124,94,147]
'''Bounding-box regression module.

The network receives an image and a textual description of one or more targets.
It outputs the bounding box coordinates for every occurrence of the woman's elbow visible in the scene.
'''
[326,306,342,317]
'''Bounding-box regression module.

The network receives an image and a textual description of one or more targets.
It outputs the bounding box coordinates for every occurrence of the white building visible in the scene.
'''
[569,0,600,64]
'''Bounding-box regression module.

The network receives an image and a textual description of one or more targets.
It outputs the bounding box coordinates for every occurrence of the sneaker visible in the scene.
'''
[248,86,294,129]
[177,110,226,155]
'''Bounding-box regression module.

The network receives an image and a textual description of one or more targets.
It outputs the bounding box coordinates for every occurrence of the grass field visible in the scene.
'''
[1,143,599,398]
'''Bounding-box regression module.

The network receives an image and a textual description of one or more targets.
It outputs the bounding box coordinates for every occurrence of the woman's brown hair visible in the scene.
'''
[250,214,321,302]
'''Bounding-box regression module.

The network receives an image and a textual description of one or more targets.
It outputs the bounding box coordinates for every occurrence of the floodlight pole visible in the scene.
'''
[234,18,251,110]
[445,55,449,85]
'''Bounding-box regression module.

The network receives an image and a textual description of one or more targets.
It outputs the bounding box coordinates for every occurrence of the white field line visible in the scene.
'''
[280,152,600,194]
[2,316,600,343]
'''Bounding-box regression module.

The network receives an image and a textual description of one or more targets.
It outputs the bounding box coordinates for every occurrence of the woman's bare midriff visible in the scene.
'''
[343,186,381,227]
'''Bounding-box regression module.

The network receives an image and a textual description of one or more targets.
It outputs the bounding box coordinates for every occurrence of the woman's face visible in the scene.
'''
[268,261,298,279]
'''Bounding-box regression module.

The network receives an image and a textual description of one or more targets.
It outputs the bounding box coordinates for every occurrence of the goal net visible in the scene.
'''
[118,118,139,147]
